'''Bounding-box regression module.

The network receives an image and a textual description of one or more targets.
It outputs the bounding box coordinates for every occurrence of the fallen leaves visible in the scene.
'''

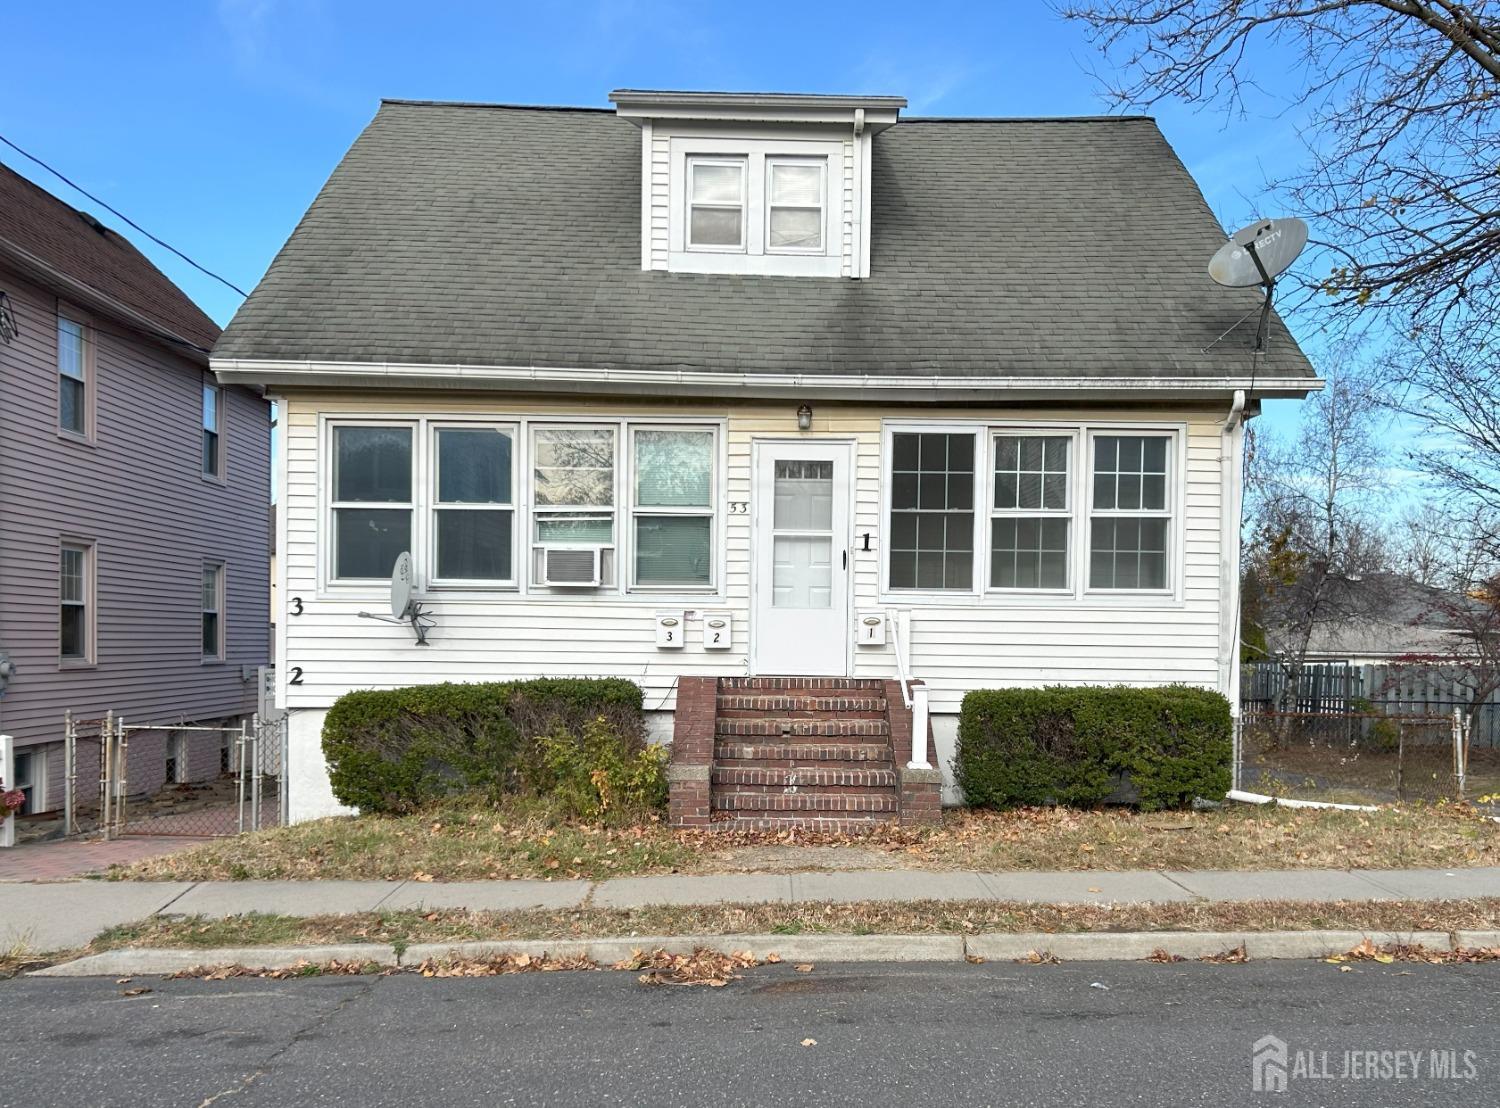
[416,952,597,977]
[624,947,761,987]
[794,963,815,974]
[1199,943,1249,964]
[120,986,152,997]
[801,1038,818,1048]
[1147,948,1186,963]
[1327,938,1500,965]
[1017,949,1062,965]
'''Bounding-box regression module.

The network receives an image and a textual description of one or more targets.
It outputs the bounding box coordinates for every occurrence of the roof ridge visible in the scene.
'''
[380,98,614,113]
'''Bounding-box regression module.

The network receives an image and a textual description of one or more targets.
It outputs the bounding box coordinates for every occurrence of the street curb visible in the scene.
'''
[30,928,1476,977]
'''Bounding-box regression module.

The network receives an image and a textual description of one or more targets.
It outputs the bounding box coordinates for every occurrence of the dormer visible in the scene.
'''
[610,89,904,279]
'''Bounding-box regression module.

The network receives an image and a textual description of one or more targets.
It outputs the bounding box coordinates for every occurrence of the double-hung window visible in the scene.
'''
[202,382,223,478]
[888,432,976,590]
[632,428,715,588]
[766,159,824,252]
[991,434,1072,590]
[1088,434,1172,591]
[58,315,89,437]
[331,425,413,581]
[687,158,746,250]
[433,426,515,584]
[202,563,225,659]
[532,425,616,544]
[60,542,92,663]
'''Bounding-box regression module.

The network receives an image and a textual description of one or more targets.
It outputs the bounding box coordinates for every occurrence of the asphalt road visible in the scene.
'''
[3,960,1497,1106]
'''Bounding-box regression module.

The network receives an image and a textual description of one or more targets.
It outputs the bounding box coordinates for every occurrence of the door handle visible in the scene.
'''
[842,549,848,570]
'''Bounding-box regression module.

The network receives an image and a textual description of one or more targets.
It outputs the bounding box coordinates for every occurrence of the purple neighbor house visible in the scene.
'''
[0,163,271,822]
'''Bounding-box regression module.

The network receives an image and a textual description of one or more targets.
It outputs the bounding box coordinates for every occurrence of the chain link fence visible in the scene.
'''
[1236,708,1481,805]
[63,710,285,838]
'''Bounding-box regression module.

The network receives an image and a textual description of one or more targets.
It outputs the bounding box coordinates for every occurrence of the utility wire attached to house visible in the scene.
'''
[0,132,250,298]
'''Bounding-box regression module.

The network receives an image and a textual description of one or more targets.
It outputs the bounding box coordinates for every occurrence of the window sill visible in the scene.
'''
[878,590,1186,610]
[56,429,96,448]
[58,659,96,671]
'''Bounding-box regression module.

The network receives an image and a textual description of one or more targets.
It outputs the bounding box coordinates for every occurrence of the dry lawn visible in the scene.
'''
[89,896,1500,952]
[111,800,1500,883]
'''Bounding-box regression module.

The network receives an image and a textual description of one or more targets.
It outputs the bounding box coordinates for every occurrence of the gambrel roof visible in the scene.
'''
[214,99,1315,388]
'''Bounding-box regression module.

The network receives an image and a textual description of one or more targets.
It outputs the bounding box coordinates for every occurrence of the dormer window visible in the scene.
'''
[767,159,824,253]
[612,89,905,279]
[687,158,746,250]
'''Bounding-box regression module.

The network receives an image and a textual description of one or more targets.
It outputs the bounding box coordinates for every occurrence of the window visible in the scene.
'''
[432,426,515,583]
[11,749,41,816]
[202,381,223,478]
[766,159,824,252]
[332,425,413,580]
[888,432,976,590]
[991,435,1072,590]
[59,542,92,662]
[1089,434,1172,591]
[202,563,224,659]
[533,425,616,542]
[632,428,715,588]
[58,315,88,436]
[687,158,745,250]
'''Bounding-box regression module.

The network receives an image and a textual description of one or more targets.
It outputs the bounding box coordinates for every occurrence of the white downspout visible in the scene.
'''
[1220,389,1247,789]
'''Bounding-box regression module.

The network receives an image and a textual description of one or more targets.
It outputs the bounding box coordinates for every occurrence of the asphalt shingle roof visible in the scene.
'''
[0,162,220,352]
[215,100,1314,381]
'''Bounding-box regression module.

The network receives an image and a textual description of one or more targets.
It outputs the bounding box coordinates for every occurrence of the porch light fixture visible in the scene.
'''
[797,404,813,431]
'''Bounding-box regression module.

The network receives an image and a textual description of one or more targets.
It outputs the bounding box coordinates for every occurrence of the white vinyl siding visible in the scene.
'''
[281,397,1222,724]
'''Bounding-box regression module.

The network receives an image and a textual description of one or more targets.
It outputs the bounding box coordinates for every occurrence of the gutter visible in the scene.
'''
[210,357,1323,402]
[0,238,213,366]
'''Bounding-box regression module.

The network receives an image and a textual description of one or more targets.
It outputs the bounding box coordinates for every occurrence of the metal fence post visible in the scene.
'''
[1454,708,1468,802]
[63,709,75,836]
[100,710,113,841]
[115,716,129,837]
[236,719,248,834]
[250,715,262,833]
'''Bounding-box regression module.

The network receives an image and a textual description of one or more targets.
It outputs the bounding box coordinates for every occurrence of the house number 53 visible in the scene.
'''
[728,502,749,514]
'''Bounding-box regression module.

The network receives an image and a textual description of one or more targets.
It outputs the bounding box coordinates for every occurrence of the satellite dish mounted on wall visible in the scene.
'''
[1207,217,1308,353]
[358,552,436,645]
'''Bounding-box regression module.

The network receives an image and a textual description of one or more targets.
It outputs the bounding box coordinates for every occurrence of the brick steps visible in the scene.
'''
[712,766,898,789]
[709,814,897,833]
[714,742,892,764]
[715,718,890,738]
[670,676,940,830]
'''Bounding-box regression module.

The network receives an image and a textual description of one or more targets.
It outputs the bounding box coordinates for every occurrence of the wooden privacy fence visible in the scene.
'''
[1242,662,1500,747]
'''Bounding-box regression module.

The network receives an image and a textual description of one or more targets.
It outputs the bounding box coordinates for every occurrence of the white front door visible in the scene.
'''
[751,441,853,676]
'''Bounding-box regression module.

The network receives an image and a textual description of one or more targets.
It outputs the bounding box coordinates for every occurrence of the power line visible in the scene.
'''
[0,132,249,298]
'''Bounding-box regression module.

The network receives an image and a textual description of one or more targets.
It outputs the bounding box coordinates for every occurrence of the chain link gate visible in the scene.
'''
[63,709,286,839]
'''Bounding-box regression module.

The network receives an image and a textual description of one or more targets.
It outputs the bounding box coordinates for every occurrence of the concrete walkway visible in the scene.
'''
[8,866,1500,952]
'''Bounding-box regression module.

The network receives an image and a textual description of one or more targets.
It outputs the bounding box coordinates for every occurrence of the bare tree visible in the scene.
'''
[1245,368,1391,708]
[1057,0,1500,337]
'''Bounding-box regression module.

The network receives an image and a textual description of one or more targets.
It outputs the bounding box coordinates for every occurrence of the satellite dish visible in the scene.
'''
[390,552,414,618]
[358,551,436,645]
[1209,217,1308,288]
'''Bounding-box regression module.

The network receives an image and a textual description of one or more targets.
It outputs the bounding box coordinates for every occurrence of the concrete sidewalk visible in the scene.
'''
[7,867,1500,951]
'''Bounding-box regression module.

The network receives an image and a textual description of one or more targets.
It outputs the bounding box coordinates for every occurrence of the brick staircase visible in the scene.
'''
[669,676,941,831]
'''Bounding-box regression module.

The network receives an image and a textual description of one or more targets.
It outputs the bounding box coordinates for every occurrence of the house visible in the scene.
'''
[0,163,271,823]
[210,90,1319,827]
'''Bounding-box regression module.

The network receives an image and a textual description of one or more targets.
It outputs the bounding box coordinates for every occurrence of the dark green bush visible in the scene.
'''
[322,678,646,815]
[956,685,1231,812]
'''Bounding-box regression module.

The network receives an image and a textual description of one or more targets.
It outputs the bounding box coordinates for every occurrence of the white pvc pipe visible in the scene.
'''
[909,683,932,769]
[0,734,14,849]
[1226,788,1379,813]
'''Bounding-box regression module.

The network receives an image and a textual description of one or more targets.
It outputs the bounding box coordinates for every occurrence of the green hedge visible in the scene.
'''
[955,685,1231,811]
[322,678,646,815]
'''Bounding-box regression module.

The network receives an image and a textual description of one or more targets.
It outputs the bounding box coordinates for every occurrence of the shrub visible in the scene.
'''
[956,685,1232,812]
[529,716,669,822]
[322,678,646,815]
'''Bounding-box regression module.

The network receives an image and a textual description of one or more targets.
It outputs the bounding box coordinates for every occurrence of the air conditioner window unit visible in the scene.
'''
[540,545,604,587]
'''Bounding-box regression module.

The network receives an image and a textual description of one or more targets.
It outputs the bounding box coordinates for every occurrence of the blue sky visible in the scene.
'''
[4,0,1319,431]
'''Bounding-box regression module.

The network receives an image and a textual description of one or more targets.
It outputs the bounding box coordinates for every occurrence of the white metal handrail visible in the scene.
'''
[886,609,932,769]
